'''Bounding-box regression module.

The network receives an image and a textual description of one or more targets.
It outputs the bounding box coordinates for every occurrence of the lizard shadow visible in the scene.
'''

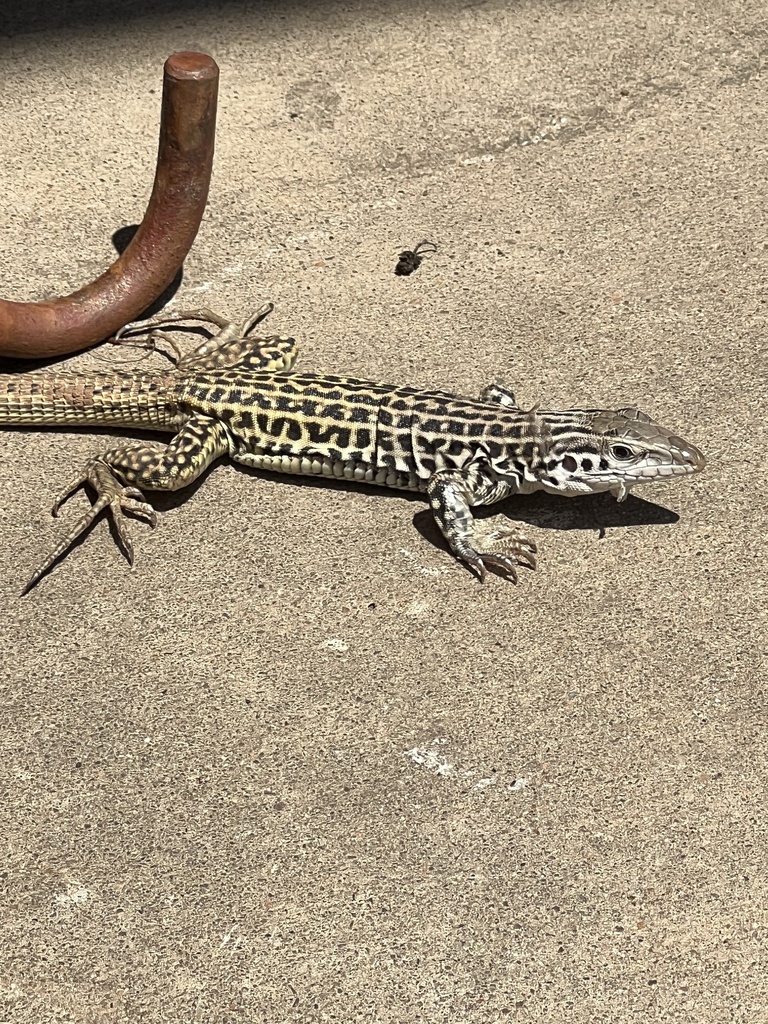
[411,491,681,580]
[14,426,680,587]
[147,460,681,538]
[411,489,679,558]
[220,461,680,551]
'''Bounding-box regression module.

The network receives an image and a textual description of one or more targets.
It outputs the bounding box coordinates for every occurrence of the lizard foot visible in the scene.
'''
[459,526,538,583]
[22,459,157,594]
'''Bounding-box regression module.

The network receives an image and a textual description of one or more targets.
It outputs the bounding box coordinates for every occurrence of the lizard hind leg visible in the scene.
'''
[22,416,231,593]
[112,305,298,373]
[22,460,157,594]
[176,304,299,372]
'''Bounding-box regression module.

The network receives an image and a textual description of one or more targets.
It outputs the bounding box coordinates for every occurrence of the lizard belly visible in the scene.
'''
[231,448,423,490]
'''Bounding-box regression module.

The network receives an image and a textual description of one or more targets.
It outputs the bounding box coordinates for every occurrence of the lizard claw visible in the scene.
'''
[22,459,156,594]
[468,525,538,581]
[476,552,520,583]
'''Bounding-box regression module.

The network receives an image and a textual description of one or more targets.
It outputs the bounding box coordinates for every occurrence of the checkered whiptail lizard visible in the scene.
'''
[0,305,705,592]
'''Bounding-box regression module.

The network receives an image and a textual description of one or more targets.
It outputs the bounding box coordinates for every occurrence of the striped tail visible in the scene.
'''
[0,372,181,430]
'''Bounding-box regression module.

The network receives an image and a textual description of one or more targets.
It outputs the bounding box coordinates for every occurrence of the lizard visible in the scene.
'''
[0,304,705,592]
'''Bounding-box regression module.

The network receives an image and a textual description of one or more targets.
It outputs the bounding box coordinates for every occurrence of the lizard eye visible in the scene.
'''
[610,444,634,461]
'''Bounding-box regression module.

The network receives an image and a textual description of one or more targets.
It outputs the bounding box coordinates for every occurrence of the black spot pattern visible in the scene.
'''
[175,371,625,491]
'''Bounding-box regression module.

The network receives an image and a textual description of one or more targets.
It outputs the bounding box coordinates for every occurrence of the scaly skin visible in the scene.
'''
[0,306,706,591]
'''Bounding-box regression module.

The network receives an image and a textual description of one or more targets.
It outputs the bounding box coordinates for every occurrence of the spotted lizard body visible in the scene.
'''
[0,305,705,591]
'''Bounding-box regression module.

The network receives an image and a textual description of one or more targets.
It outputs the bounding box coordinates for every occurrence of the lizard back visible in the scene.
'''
[178,370,518,483]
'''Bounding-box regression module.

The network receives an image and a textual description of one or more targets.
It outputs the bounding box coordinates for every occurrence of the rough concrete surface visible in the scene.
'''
[1,1,766,1021]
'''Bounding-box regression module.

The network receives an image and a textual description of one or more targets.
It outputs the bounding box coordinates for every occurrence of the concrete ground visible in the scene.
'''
[1,1,766,1021]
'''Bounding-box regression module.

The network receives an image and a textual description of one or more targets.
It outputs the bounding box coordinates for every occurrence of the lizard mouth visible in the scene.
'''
[681,445,706,472]
[602,460,704,496]
[634,448,706,480]
[602,441,706,484]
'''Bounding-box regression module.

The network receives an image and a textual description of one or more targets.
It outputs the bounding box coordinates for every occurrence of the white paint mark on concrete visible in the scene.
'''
[219,923,246,950]
[405,743,457,777]
[461,153,495,165]
[55,882,92,905]
[399,548,450,577]
[404,739,530,796]
[323,637,349,653]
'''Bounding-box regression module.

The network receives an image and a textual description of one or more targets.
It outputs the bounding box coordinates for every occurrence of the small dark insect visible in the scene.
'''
[394,239,437,276]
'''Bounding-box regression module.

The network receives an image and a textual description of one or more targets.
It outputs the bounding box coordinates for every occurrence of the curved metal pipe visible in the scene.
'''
[0,52,219,359]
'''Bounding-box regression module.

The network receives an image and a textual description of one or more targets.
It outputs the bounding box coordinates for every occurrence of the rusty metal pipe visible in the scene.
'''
[0,52,219,359]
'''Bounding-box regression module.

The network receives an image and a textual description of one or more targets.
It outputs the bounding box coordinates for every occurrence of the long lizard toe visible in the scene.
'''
[478,552,520,582]
[51,470,90,516]
[460,551,488,583]
[23,461,157,593]
[472,525,538,574]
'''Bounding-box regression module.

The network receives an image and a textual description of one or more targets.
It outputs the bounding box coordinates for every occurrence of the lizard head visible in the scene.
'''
[486,405,705,500]
[531,406,706,500]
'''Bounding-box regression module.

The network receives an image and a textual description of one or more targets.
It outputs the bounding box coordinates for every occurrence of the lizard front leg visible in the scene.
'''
[479,381,519,409]
[425,468,537,582]
[23,416,231,592]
